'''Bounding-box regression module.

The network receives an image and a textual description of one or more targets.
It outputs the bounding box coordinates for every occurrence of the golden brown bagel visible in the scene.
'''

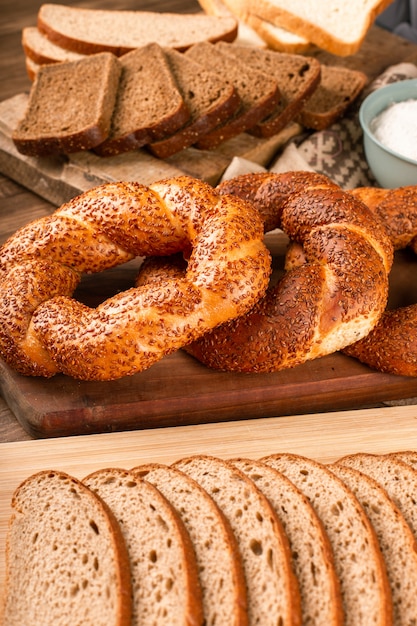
[0,176,271,380]
[343,185,417,376]
[138,172,393,373]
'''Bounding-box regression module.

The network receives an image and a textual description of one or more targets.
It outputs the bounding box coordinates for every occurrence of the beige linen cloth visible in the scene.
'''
[221,62,417,406]
[221,62,417,189]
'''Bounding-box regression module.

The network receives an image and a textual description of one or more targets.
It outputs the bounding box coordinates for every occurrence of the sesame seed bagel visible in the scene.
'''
[343,185,417,376]
[183,172,393,373]
[0,175,271,380]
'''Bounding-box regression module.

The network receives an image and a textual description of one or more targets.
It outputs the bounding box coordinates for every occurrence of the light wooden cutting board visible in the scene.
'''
[1,404,417,603]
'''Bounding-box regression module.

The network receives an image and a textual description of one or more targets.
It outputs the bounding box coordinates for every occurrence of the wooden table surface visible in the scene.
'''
[1,0,417,443]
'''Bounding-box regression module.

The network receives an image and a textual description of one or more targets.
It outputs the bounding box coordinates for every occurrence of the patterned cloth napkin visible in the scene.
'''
[222,62,417,189]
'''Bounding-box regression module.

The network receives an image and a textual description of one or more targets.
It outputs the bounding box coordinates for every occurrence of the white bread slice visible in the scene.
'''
[2,470,132,626]
[37,4,238,56]
[197,0,311,52]
[231,458,343,626]
[174,454,302,626]
[83,467,204,626]
[219,0,393,56]
[22,26,85,64]
[262,453,392,626]
[337,453,417,541]
[330,463,417,626]
[132,462,248,626]
[386,449,417,470]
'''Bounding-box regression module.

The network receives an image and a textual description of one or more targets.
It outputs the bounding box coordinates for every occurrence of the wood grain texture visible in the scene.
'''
[2,405,417,603]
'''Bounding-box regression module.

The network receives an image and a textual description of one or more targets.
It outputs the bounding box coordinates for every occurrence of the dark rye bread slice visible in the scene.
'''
[330,463,417,626]
[262,453,392,626]
[83,467,204,626]
[231,458,343,626]
[175,454,302,626]
[2,470,132,626]
[185,42,280,149]
[94,44,190,157]
[337,453,417,542]
[216,43,321,138]
[148,48,241,158]
[37,4,239,55]
[296,64,367,130]
[132,462,248,626]
[12,52,121,156]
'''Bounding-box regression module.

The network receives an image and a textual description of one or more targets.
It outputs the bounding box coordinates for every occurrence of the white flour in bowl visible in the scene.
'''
[371,99,417,161]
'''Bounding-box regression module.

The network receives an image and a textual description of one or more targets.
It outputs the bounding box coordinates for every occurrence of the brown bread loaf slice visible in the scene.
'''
[185,42,280,149]
[132,462,248,626]
[22,26,85,64]
[37,4,238,55]
[148,48,241,159]
[1,470,132,626]
[330,462,417,626]
[174,454,302,626]
[12,52,121,156]
[216,43,321,138]
[386,449,417,469]
[83,467,204,626]
[94,44,190,157]
[337,453,417,542]
[296,65,367,130]
[262,453,392,626]
[231,457,343,626]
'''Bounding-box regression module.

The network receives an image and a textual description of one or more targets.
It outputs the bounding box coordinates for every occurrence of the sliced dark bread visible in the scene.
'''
[148,48,241,158]
[231,457,343,626]
[174,454,302,626]
[94,44,190,157]
[132,462,248,626]
[12,52,121,156]
[185,42,280,149]
[330,462,417,626]
[216,43,321,138]
[37,4,238,55]
[2,470,132,626]
[262,453,392,626]
[297,65,367,130]
[83,467,204,626]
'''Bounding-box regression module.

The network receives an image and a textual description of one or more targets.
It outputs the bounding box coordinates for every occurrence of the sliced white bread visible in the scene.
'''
[83,467,204,626]
[94,44,190,157]
[386,449,417,470]
[148,48,241,158]
[262,453,392,626]
[219,0,393,56]
[174,454,302,626]
[185,42,280,149]
[37,4,238,56]
[330,462,417,626]
[1,470,132,626]
[296,65,368,130]
[216,43,321,138]
[132,462,248,626]
[231,457,343,626]
[197,0,311,52]
[337,453,417,541]
[22,26,85,64]
[13,52,121,157]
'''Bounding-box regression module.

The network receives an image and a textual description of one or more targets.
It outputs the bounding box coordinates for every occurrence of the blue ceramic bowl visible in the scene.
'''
[359,78,417,188]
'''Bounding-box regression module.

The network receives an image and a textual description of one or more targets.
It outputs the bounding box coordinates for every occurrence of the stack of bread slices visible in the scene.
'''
[3,450,417,625]
[13,4,368,159]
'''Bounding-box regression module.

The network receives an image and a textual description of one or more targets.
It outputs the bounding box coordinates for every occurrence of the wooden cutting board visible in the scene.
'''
[2,403,417,602]
[1,234,417,439]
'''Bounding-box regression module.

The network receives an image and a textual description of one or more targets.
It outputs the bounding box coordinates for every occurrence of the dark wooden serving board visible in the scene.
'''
[1,237,417,439]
